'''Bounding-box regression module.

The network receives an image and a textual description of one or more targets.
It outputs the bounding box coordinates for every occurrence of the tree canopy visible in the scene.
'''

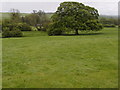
[48,2,103,35]
[9,9,21,23]
[24,10,50,31]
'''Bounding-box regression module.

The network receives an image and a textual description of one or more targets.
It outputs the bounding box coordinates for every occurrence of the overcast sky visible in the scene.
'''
[0,0,119,15]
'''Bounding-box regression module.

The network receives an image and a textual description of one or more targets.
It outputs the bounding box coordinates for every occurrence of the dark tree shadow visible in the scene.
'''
[59,33,105,36]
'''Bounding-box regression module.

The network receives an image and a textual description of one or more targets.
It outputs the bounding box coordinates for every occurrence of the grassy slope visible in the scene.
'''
[2,28,118,88]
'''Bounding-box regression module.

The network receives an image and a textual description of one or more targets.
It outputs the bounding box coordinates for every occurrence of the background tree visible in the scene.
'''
[10,9,21,23]
[2,9,31,37]
[49,2,103,35]
[24,10,50,31]
[99,16,118,27]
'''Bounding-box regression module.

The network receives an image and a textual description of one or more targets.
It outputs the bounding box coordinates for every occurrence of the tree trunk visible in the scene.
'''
[75,29,79,35]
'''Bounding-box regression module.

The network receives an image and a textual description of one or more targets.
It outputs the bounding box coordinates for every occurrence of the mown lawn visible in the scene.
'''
[2,28,118,88]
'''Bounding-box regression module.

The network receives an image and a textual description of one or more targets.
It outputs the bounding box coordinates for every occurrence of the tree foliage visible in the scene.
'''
[48,2,103,35]
[10,9,22,23]
[99,16,118,27]
[16,23,32,31]
[24,10,50,31]
[2,21,23,38]
[2,12,23,38]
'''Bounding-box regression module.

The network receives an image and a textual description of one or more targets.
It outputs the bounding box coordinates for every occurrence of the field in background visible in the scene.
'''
[0,12,117,21]
[0,12,53,25]
[0,12,30,19]
[0,12,118,27]
[0,12,53,21]
[2,28,118,88]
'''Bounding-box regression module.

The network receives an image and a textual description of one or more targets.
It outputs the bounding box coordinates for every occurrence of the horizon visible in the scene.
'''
[0,11,118,16]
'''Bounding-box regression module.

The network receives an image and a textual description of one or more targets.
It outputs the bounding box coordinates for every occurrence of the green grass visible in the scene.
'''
[0,13,11,20]
[2,28,118,88]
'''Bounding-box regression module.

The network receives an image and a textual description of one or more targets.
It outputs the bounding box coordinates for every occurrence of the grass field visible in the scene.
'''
[0,12,29,20]
[2,28,118,88]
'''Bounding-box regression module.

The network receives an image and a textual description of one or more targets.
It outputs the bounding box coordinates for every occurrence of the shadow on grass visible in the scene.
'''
[1,33,105,38]
[59,33,105,36]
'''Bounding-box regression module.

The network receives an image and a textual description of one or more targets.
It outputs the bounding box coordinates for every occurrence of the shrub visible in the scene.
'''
[31,26,38,31]
[2,27,23,38]
[10,28,23,37]
[2,27,11,37]
[17,23,32,31]
[2,21,23,38]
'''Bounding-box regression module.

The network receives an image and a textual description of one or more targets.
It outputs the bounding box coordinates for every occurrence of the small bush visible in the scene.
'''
[17,23,32,31]
[31,26,38,31]
[2,22,23,38]
[2,27,23,38]
[2,27,11,37]
[10,28,23,37]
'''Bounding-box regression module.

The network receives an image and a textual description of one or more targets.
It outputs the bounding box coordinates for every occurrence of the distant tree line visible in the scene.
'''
[99,16,118,27]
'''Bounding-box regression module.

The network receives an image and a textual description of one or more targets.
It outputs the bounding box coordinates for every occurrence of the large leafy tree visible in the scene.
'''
[50,2,102,35]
